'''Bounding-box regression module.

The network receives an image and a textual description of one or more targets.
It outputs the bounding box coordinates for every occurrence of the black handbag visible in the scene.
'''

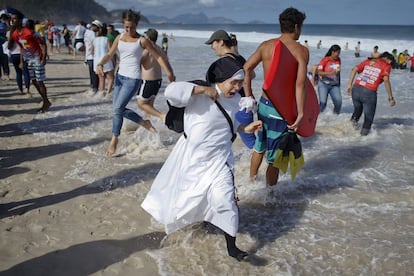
[165,100,185,133]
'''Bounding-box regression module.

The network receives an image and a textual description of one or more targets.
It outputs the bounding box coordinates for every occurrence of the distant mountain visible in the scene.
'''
[247,20,267,24]
[0,0,253,25]
[0,0,149,24]
[147,12,237,24]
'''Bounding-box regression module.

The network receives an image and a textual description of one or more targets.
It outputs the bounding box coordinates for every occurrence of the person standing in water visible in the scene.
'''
[96,10,175,157]
[142,57,262,261]
[136,28,168,122]
[243,7,308,186]
[317,44,342,114]
[347,52,396,136]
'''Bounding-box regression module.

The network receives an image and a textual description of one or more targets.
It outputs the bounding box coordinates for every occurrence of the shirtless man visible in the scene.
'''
[137,28,168,122]
[243,7,308,186]
[371,45,381,58]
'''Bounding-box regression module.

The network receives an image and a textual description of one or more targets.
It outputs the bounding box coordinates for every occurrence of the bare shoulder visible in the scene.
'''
[253,38,277,62]
[284,40,309,63]
[258,38,277,52]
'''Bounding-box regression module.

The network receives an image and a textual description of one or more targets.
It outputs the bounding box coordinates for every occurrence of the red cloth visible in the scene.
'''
[355,58,391,91]
[12,27,43,59]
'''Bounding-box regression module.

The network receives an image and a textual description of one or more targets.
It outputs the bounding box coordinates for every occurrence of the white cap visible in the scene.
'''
[91,20,103,28]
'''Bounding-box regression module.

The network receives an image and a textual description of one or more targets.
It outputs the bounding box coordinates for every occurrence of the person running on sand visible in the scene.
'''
[11,14,51,113]
[136,28,168,122]
[243,7,308,186]
[96,10,175,157]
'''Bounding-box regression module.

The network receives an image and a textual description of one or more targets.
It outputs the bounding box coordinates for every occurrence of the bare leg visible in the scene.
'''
[266,164,279,186]
[139,119,157,133]
[25,86,32,97]
[98,74,105,93]
[32,80,51,112]
[106,135,118,157]
[249,151,264,182]
[106,71,114,94]
[137,98,165,121]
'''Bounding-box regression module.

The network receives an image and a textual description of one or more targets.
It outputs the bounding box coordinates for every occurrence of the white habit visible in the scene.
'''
[141,81,241,236]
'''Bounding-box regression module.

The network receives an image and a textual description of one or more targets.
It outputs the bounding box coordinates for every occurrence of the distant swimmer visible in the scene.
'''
[169,33,175,41]
[354,41,361,57]
[161,32,168,54]
[344,42,348,50]
[316,40,322,49]
[371,45,380,58]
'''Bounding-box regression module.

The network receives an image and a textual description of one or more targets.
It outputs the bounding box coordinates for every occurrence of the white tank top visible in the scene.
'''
[117,33,143,79]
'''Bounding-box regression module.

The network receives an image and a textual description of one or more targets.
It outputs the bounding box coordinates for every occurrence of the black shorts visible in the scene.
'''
[136,79,162,101]
[74,38,84,47]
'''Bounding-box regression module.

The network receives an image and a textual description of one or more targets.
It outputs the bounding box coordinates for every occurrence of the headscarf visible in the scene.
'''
[206,56,244,84]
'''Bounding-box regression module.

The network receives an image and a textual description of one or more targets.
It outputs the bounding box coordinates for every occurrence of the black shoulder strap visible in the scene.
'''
[215,101,236,142]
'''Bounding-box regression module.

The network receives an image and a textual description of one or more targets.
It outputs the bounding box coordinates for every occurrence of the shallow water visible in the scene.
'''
[14,34,414,275]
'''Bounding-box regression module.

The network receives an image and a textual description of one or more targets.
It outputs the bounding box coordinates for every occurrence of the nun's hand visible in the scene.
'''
[245,120,262,134]
[204,86,218,101]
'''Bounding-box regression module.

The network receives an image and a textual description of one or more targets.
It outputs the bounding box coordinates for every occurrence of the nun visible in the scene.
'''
[141,57,262,261]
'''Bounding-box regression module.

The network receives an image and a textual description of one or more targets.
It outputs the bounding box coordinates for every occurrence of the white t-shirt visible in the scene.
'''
[73,24,86,39]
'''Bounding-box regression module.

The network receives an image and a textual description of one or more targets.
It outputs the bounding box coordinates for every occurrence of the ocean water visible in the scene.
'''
[26,24,414,274]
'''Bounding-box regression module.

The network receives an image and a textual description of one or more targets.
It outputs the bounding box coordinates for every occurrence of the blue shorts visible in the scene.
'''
[254,97,287,164]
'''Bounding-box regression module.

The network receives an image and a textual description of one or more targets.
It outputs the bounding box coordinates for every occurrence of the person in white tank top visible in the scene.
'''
[96,10,175,157]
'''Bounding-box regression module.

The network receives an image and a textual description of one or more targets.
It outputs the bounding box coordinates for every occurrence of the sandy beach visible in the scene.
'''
[0,53,164,275]
[1,32,414,275]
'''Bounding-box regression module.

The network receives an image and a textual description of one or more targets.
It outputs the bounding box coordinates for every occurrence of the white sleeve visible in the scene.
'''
[164,82,196,108]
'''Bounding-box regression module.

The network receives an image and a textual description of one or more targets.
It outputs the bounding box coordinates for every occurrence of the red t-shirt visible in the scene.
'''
[12,27,43,59]
[408,56,414,67]
[318,56,341,85]
[355,58,391,91]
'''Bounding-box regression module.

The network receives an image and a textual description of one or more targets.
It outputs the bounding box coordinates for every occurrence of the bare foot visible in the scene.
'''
[139,119,157,133]
[38,101,52,113]
[160,113,167,124]
[106,136,118,157]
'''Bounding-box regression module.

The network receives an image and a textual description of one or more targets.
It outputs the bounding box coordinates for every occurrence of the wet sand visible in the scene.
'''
[0,53,162,275]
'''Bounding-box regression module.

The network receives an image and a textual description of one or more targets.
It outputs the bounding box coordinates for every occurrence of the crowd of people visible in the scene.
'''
[306,38,410,136]
[0,5,412,263]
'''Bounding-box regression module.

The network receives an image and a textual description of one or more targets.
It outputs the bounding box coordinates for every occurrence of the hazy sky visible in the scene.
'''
[96,0,414,25]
